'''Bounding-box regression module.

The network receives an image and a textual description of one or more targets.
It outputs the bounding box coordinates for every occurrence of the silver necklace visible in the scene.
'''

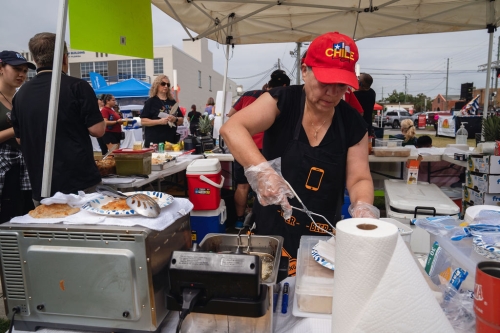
[311,120,326,140]
[0,91,12,107]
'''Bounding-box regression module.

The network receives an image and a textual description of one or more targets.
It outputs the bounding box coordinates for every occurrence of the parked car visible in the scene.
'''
[373,109,412,128]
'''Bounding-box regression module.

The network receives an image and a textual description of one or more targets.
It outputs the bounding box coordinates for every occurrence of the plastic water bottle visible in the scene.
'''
[456,122,468,145]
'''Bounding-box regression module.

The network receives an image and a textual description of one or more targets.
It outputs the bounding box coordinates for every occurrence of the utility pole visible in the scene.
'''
[296,42,301,85]
[381,87,384,101]
[404,76,407,103]
[278,58,281,70]
[445,58,449,110]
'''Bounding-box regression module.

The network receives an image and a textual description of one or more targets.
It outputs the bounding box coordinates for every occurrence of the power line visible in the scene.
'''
[229,67,275,80]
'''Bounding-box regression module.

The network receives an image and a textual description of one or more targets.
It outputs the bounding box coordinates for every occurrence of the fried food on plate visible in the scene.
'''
[101,198,130,210]
[29,204,80,219]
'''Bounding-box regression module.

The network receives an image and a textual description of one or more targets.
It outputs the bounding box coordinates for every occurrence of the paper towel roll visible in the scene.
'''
[331,219,454,333]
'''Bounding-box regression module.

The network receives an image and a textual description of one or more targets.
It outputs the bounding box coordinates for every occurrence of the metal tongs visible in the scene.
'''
[235,213,256,254]
[284,179,337,237]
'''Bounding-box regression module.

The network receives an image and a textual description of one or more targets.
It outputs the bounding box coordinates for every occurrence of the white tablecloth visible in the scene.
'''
[91,128,143,151]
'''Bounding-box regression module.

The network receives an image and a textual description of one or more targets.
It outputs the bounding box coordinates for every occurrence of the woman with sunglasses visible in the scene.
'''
[141,75,183,148]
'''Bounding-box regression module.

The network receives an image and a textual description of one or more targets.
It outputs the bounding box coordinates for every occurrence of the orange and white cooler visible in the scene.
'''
[186,159,224,210]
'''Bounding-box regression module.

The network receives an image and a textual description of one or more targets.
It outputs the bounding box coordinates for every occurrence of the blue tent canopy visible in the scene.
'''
[94,78,151,98]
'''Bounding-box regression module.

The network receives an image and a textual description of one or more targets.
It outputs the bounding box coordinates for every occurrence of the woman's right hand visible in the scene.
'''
[244,159,294,220]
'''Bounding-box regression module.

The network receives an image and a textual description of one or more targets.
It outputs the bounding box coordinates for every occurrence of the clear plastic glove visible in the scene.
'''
[244,158,294,220]
[348,201,380,219]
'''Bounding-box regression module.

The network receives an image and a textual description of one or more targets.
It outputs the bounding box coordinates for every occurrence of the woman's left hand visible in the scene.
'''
[348,201,380,219]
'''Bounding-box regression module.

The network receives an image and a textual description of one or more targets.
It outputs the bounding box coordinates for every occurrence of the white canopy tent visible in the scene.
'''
[42,0,500,196]
[151,0,500,122]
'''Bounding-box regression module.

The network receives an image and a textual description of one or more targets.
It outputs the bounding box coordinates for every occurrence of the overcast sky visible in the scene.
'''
[1,0,498,102]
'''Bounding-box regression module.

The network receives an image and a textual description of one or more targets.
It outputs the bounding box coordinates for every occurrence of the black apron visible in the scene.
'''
[252,91,347,276]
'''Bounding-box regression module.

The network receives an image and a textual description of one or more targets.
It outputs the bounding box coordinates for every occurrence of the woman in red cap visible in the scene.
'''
[220,32,377,275]
[0,51,36,222]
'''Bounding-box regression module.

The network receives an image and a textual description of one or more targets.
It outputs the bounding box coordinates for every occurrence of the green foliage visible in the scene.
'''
[482,116,500,141]
[198,115,212,135]
[0,318,9,333]
[382,90,431,112]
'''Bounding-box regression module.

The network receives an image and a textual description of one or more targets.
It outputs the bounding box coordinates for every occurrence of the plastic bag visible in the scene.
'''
[413,216,466,239]
[439,283,476,333]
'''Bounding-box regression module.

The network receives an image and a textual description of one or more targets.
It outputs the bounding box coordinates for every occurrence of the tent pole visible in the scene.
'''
[41,0,68,197]
[221,43,230,125]
[483,27,495,140]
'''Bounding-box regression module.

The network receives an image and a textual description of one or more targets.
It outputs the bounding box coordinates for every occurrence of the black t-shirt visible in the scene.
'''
[187,111,201,125]
[263,85,367,160]
[0,102,19,149]
[11,70,104,201]
[141,96,182,145]
[354,88,376,128]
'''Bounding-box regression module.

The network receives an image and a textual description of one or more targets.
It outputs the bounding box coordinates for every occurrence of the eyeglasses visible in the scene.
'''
[160,82,171,87]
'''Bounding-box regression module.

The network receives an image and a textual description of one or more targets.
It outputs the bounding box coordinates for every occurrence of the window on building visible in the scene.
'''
[131,59,146,80]
[117,60,132,80]
[80,62,94,80]
[209,75,212,91]
[27,69,36,81]
[95,52,99,57]
[94,61,108,78]
[198,70,202,88]
[437,97,441,104]
[154,58,163,75]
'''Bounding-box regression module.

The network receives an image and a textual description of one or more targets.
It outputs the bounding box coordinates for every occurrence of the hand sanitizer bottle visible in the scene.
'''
[456,122,468,145]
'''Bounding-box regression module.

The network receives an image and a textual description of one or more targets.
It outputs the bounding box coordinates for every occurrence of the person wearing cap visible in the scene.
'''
[0,51,35,221]
[221,32,378,275]
[11,33,105,204]
[227,69,291,230]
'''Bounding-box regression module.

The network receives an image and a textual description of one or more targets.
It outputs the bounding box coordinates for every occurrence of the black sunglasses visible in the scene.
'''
[160,82,171,87]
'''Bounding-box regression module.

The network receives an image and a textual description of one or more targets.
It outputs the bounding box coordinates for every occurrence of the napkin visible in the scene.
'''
[40,191,102,207]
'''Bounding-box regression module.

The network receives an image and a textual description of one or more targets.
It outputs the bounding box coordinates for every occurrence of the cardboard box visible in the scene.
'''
[404,156,422,185]
[463,185,483,205]
[465,170,500,193]
[462,185,500,206]
[467,154,500,174]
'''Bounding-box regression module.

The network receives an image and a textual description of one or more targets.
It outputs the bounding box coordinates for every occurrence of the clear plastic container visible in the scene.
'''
[295,235,334,314]
[429,234,484,292]
[456,122,468,145]
[375,138,403,147]
[372,146,411,157]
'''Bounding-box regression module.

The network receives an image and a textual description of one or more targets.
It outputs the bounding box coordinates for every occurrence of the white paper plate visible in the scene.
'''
[311,243,335,270]
[82,191,173,216]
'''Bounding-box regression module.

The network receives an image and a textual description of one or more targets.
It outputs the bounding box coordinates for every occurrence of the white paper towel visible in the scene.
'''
[331,219,454,333]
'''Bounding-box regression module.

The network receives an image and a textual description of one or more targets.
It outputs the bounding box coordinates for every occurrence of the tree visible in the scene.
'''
[383,90,431,112]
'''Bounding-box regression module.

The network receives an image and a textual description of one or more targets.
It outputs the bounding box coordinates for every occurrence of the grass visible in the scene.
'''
[0,318,9,332]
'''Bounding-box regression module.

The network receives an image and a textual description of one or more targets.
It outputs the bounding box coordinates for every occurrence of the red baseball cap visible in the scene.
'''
[304,32,359,89]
